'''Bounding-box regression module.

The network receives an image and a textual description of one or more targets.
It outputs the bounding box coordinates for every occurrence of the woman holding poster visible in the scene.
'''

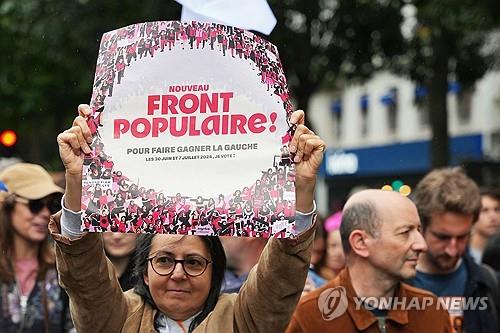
[50,104,326,332]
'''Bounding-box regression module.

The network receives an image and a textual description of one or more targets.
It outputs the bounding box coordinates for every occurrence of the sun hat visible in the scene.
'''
[0,163,63,200]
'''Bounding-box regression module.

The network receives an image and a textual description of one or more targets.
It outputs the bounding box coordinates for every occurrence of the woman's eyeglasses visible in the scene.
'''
[16,195,62,215]
[147,253,212,277]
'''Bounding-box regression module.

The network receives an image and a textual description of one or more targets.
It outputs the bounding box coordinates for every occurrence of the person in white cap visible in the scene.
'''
[0,163,73,332]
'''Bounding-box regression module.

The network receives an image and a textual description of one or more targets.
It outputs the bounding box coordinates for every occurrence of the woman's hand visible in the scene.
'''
[57,104,93,176]
[56,104,93,211]
[289,110,326,212]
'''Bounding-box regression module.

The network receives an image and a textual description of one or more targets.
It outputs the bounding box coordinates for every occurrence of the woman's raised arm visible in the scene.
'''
[233,110,326,333]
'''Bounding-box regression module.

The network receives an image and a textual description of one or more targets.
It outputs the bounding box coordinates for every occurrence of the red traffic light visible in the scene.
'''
[0,130,17,147]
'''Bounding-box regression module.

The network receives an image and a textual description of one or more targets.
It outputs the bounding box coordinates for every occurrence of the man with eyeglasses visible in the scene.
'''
[408,167,500,333]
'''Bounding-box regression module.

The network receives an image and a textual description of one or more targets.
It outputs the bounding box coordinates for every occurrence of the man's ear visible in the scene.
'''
[349,230,370,258]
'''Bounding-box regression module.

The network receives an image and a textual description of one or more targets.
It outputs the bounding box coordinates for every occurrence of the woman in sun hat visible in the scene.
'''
[0,163,73,332]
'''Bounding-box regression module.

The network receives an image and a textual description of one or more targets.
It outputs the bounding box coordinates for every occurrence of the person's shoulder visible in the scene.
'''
[122,290,156,330]
[298,279,339,309]
[218,293,238,303]
[464,254,498,291]
[124,289,147,314]
[400,283,450,321]
[213,293,239,311]
[210,293,238,317]
[401,282,439,299]
[289,279,349,331]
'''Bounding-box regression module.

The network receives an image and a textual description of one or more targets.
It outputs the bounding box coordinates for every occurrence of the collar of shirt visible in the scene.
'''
[155,311,198,333]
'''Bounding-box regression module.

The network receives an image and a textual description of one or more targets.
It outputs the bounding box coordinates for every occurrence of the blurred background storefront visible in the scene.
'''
[310,71,500,213]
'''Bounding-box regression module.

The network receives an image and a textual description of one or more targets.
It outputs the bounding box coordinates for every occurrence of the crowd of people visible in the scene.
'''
[289,169,500,333]
[0,105,499,333]
[2,147,499,333]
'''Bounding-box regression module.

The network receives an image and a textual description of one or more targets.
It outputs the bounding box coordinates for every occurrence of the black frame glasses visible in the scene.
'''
[16,195,62,215]
[147,253,212,277]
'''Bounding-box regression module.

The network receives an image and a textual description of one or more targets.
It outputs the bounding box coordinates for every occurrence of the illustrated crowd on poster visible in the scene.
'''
[87,20,294,131]
[82,20,298,238]
[82,134,296,237]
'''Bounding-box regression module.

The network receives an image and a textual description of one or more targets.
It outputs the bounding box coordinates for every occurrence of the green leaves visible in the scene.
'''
[0,0,180,166]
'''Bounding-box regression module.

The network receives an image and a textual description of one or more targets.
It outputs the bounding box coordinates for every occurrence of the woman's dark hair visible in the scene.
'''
[310,214,327,272]
[132,234,226,332]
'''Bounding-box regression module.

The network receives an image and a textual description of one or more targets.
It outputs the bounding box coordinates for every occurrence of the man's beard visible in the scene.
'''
[426,251,460,272]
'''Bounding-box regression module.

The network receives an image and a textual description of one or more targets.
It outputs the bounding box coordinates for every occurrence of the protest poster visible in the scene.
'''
[81,21,297,238]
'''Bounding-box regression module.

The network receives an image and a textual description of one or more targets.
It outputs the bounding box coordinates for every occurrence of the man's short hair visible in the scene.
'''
[340,200,381,253]
[413,167,481,229]
[480,187,500,201]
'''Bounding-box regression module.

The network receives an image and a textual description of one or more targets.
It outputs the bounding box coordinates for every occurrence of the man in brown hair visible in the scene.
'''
[408,167,500,333]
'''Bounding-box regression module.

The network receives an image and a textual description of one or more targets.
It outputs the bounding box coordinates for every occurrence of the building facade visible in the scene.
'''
[308,71,500,214]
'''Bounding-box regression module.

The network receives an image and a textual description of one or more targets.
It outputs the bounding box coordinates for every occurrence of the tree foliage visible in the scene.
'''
[269,0,405,126]
[402,0,500,167]
[0,0,180,168]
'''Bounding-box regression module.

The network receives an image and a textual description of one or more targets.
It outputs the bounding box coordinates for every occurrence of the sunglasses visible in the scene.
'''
[16,195,62,215]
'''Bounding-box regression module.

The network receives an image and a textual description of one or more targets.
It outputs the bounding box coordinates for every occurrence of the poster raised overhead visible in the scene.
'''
[82,21,296,238]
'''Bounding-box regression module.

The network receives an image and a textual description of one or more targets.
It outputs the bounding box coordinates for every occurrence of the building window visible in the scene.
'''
[491,130,500,159]
[330,99,342,139]
[381,87,398,133]
[360,94,369,137]
[457,87,473,125]
[414,85,429,127]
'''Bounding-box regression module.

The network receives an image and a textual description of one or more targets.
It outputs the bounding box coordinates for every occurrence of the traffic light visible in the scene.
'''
[0,130,17,157]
